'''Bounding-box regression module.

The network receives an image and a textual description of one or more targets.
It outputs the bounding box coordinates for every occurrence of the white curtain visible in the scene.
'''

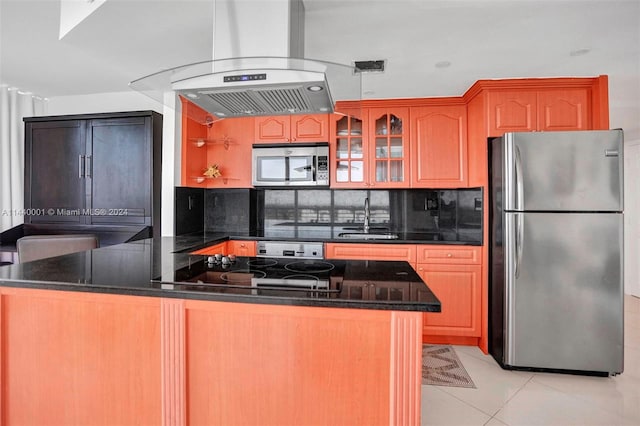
[0,86,47,232]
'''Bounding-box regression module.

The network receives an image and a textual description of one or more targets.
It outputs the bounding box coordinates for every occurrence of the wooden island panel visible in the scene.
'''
[0,286,423,425]
[0,287,161,426]
[184,300,422,426]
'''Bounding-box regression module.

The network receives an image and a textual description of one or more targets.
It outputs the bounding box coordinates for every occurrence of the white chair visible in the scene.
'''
[17,234,99,263]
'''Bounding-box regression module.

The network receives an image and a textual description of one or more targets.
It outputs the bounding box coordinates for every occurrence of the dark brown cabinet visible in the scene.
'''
[23,111,162,243]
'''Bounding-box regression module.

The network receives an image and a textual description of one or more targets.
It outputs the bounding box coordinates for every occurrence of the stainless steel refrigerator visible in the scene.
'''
[489,130,624,376]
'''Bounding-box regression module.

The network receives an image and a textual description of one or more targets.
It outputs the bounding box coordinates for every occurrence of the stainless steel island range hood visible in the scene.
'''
[130,0,360,119]
[171,61,333,117]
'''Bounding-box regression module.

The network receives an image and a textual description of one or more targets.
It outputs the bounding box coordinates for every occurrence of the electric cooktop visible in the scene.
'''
[152,256,347,298]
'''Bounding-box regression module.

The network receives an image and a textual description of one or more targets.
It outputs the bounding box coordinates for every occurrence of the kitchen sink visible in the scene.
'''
[337,232,399,240]
[342,226,390,232]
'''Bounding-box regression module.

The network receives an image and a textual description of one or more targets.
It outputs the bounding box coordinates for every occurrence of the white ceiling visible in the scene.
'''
[1,0,639,139]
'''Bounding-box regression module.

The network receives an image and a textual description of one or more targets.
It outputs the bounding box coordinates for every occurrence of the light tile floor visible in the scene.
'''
[422,294,640,426]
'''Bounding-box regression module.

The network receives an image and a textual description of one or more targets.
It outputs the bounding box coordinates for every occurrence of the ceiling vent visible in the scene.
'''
[353,60,386,73]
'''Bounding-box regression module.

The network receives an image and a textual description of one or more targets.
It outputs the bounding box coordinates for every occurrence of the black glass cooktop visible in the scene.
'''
[153,256,347,298]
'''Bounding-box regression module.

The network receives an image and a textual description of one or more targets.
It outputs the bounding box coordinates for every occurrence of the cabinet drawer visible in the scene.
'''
[416,245,481,264]
[325,243,416,264]
[191,242,227,255]
[227,240,256,257]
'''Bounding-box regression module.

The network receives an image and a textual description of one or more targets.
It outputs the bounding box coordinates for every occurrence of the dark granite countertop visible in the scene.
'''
[0,237,441,312]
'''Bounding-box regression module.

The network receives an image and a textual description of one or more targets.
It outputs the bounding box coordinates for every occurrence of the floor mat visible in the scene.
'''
[422,344,476,388]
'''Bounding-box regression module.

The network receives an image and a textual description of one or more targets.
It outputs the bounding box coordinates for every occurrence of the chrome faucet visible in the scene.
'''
[363,197,370,233]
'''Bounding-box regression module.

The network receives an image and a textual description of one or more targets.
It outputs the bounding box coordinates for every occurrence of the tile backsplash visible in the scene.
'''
[175,187,482,243]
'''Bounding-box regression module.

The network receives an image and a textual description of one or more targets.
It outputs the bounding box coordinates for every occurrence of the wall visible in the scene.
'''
[46,90,181,237]
[624,138,640,296]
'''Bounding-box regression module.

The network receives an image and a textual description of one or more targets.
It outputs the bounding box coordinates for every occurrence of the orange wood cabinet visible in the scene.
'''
[226,240,256,256]
[462,75,609,353]
[367,107,410,188]
[415,245,482,341]
[324,242,417,265]
[180,97,253,188]
[331,109,367,187]
[190,241,227,255]
[330,106,410,188]
[0,287,161,425]
[410,104,468,188]
[487,88,591,135]
[0,286,423,425]
[254,114,329,143]
[181,97,209,187]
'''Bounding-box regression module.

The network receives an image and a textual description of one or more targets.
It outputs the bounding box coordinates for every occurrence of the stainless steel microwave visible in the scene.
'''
[252,143,329,187]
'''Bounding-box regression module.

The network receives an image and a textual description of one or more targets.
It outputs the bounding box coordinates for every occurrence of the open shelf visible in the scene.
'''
[191,176,240,185]
[189,137,236,150]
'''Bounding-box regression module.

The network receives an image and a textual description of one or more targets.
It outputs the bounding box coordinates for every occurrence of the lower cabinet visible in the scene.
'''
[0,288,161,425]
[324,243,416,264]
[415,245,482,339]
[190,241,228,255]
[191,240,256,256]
[326,242,483,343]
[227,240,256,257]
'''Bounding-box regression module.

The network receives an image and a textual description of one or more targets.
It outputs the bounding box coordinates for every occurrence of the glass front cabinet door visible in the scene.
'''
[331,107,409,188]
[332,114,366,187]
[368,107,409,188]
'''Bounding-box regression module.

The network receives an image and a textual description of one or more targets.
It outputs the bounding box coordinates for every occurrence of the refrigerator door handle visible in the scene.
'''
[515,145,523,210]
[515,213,523,279]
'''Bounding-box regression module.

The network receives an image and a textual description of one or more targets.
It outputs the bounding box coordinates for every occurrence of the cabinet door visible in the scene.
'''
[325,243,416,264]
[255,116,291,142]
[87,117,151,225]
[227,240,256,257]
[410,105,468,188]
[537,89,590,131]
[487,90,537,136]
[368,108,409,188]
[25,120,86,224]
[291,114,329,142]
[331,113,367,187]
[417,264,481,336]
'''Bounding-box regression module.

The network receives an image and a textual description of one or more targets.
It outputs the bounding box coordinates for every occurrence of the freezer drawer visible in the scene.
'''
[502,130,623,212]
[503,211,623,374]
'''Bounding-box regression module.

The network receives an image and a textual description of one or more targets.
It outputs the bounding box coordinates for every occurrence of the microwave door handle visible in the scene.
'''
[312,155,317,180]
[284,157,290,181]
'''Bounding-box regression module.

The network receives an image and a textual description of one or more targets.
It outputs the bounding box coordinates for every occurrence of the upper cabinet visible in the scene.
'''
[331,111,366,187]
[487,88,590,135]
[410,105,467,188]
[181,97,254,188]
[368,107,410,188]
[255,114,329,143]
[180,77,610,191]
[479,76,609,138]
[330,106,409,188]
[465,76,610,187]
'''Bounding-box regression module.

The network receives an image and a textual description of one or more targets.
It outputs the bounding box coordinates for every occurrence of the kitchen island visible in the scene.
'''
[0,237,439,426]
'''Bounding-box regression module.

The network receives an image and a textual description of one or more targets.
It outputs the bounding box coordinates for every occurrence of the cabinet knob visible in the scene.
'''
[447,253,452,257]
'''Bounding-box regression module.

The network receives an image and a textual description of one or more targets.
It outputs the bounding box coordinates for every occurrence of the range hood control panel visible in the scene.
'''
[224,73,267,83]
